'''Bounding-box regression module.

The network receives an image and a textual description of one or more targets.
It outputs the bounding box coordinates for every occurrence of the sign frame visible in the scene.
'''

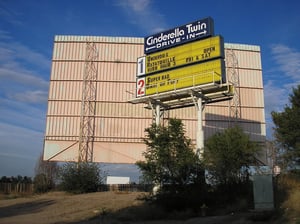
[144,17,214,54]
[136,58,226,97]
[138,35,224,76]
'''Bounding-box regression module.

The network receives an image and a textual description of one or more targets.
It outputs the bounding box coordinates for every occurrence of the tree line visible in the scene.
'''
[0,175,32,184]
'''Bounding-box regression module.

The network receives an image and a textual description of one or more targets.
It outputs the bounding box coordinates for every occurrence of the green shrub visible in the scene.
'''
[59,162,103,194]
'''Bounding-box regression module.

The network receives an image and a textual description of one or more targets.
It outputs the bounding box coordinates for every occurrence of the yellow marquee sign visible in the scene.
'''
[136,58,225,97]
[137,35,224,76]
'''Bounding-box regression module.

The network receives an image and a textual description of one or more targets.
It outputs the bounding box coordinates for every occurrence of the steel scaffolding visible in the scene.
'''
[226,49,241,124]
[78,41,98,162]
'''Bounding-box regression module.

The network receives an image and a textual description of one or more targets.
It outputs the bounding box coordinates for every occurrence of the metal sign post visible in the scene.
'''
[155,104,160,126]
[196,97,204,159]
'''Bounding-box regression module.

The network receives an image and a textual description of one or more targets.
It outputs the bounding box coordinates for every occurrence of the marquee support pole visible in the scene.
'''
[155,104,160,126]
[196,97,204,159]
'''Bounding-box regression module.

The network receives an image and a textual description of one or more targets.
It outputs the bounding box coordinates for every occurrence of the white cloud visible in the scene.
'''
[10,42,50,69]
[0,122,43,177]
[0,32,49,107]
[114,0,167,34]
[0,3,23,26]
[263,79,288,138]
[0,30,11,40]
[270,44,300,84]
[265,44,300,113]
[0,97,46,132]
[263,44,300,138]
[8,90,48,104]
[0,66,49,89]
[0,30,49,176]
[264,80,287,114]
[123,0,150,13]
[0,37,50,91]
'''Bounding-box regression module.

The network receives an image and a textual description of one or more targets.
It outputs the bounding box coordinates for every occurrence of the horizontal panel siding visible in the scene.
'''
[237,51,261,69]
[181,119,197,140]
[45,35,266,163]
[240,107,265,122]
[53,41,143,62]
[204,120,231,139]
[168,101,264,122]
[53,42,86,61]
[204,120,265,142]
[51,61,84,80]
[225,48,261,70]
[98,62,136,82]
[204,106,230,120]
[239,88,264,107]
[47,101,150,117]
[96,102,151,118]
[47,101,81,116]
[225,43,260,52]
[94,117,151,139]
[97,42,143,62]
[51,61,136,82]
[97,82,134,102]
[239,122,266,142]
[46,116,80,137]
[207,99,231,107]
[238,69,263,88]
[55,35,144,44]
[33,114,260,143]
[171,106,198,119]
[49,81,82,100]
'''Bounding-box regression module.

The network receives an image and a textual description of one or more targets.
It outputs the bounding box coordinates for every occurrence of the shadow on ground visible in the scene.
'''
[0,199,55,218]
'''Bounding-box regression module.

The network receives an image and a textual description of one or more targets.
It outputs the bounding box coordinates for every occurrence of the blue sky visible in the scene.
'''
[0,0,300,179]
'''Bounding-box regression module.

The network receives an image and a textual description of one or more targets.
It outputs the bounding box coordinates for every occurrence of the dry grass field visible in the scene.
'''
[0,191,148,224]
[0,190,299,224]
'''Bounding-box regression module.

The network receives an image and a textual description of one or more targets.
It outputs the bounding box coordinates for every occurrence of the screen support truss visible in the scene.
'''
[226,49,241,124]
[78,41,98,163]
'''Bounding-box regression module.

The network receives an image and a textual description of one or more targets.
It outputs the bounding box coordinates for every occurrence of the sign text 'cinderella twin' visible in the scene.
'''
[144,17,214,54]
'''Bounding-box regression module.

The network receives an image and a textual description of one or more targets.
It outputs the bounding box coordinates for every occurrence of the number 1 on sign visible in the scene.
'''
[137,56,146,76]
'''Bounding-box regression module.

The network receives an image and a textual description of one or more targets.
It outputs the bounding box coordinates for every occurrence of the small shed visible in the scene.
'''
[106,176,130,185]
[253,174,274,210]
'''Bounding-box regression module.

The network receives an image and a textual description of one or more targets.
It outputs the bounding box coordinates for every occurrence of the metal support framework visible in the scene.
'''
[129,71,234,161]
[78,42,98,163]
[148,100,169,126]
[190,91,205,158]
[226,49,241,124]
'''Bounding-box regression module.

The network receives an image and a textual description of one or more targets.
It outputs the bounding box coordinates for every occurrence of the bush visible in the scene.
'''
[274,173,300,222]
[151,183,208,212]
[137,119,207,211]
[33,173,53,193]
[59,162,103,194]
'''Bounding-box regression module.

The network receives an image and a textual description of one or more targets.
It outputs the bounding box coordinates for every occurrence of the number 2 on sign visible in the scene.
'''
[137,56,146,76]
[136,77,145,97]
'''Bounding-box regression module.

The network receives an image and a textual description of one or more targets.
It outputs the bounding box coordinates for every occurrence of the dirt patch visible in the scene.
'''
[0,191,284,224]
[0,191,142,224]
